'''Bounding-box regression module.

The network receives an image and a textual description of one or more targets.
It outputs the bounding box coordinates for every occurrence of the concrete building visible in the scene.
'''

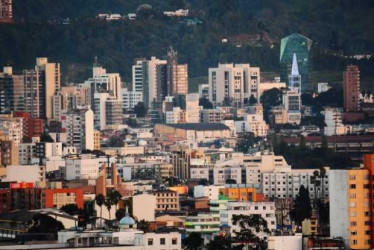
[84,62,121,110]
[133,57,167,108]
[0,116,23,145]
[268,235,302,250]
[317,82,331,94]
[234,113,269,137]
[343,65,360,112]
[93,130,100,150]
[64,155,108,180]
[0,140,18,166]
[209,63,260,108]
[200,109,223,123]
[198,84,209,99]
[329,169,372,250]
[194,185,223,200]
[152,190,180,212]
[35,58,61,120]
[131,193,157,222]
[0,67,15,114]
[154,123,231,143]
[165,107,185,124]
[185,93,201,123]
[2,165,45,185]
[43,188,84,209]
[323,107,347,136]
[121,87,143,110]
[283,89,301,125]
[105,97,123,129]
[166,47,188,97]
[220,201,276,234]
[185,213,220,234]
[62,107,94,152]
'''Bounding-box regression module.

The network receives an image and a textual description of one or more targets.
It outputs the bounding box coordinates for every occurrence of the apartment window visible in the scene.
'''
[350,184,356,189]
[351,221,357,226]
[352,240,357,245]
[349,175,356,180]
[365,230,371,235]
[160,238,165,245]
[365,221,371,226]
[351,231,357,235]
[172,237,178,245]
[350,193,356,199]
[148,238,153,246]
[364,184,370,189]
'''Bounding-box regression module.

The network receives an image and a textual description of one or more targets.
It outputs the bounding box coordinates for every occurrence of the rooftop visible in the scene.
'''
[164,123,230,131]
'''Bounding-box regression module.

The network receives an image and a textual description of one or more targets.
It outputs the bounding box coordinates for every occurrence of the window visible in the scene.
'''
[148,238,153,246]
[172,237,178,245]
[350,184,356,189]
[160,238,165,245]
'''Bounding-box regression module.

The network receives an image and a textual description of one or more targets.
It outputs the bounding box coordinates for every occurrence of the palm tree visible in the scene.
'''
[312,170,320,207]
[95,194,105,228]
[104,197,113,222]
[319,167,326,199]
[108,190,122,215]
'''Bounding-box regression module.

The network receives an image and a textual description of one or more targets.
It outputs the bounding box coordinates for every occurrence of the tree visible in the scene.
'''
[183,232,203,250]
[115,208,126,221]
[60,204,79,215]
[199,97,213,109]
[137,219,150,232]
[319,167,327,199]
[249,95,258,105]
[311,170,320,206]
[236,132,261,153]
[232,214,270,250]
[290,185,312,229]
[108,136,124,147]
[40,133,54,142]
[104,197,114,221]
[134,102,147,117]
[226,178,237,184]
[28,214,64,238]
[95,194,105,227]
[108,190,122,214]
[207,235,243,250]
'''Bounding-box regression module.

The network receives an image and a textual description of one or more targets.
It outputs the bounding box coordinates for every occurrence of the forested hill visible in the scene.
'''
[0,0,373,86]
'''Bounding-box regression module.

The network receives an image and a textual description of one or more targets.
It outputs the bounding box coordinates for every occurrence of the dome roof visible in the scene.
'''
[119,216,135,226]
[136,4,152,12]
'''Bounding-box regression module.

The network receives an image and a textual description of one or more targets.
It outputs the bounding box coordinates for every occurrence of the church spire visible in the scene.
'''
[291,53,299,76]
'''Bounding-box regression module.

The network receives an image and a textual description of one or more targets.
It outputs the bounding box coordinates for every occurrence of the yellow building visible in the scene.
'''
[330,168,372,250]
[347,169,371,249]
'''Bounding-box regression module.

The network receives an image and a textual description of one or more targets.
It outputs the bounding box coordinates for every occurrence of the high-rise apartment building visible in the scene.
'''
[208,63,260,108]
[132,57,167,108]
[84,61,121,110]
[0,0,12,22]
[61,107,94,152]
[35,58,61,120]
[185,93,201,123]
[22,58,61,120]
[0,67,14,114]
[329,162,373,250]
[166,47,188,96]
[105,97,122,128]
[280,33,312,89]
[343,65,360,112]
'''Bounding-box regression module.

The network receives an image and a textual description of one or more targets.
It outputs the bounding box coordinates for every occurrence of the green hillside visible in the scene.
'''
[0,0,373,88]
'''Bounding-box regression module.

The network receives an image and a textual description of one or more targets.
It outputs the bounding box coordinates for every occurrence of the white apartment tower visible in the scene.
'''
[209,63,260,108]
[62,107,94,152]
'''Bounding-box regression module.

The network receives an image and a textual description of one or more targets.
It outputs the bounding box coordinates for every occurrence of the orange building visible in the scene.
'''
[13,111,43,139]
[43,188,84,209]
[219,186,264,202]
[364,153,374,246]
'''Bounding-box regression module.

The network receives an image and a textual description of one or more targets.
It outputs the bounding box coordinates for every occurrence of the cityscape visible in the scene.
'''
[0,0,373,250]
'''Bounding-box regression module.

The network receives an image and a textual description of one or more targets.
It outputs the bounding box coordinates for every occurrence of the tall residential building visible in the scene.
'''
[132,57,167,108]
[280,33,312,89]
[105,97,122,128]
[0,115,23,145]
[343,65,360,112]
[323,107,347,136]
[61,107,94,152]
[0,0,12,22]
[22,58,61,120]
[185,93,201,123]
[93,92,109,130]
[283,89,302,125]
[0,67,14,114]
[84,61,121,109]
[166,47,188,97]
[208,63,260,108]
[329,168,372,250]
[35,57,61,120]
